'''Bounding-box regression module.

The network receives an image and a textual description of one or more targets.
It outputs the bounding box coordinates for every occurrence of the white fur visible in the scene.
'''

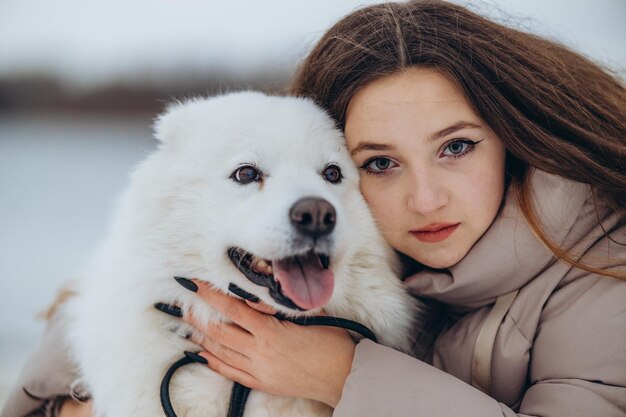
[64,92,422,417]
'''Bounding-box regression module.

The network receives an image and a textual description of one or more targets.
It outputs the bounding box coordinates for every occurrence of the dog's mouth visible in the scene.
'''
[227,247,333,311]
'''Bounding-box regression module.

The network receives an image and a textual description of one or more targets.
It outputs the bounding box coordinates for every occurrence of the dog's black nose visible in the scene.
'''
[289,197,336,238]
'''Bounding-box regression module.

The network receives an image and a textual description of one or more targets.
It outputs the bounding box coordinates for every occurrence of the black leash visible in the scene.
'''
[226,381,250,417]
[160,353,195,415]
[160,314,378,417]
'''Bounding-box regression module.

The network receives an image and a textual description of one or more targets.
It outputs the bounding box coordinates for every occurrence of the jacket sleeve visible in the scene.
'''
[519,272,626,417]
[0,309,83,417]
[333,340,513,417]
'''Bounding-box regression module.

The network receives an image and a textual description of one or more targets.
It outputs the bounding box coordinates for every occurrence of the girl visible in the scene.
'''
[3,1,624,416]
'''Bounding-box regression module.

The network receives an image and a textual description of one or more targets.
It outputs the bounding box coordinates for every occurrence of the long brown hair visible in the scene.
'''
[291,0,626,279]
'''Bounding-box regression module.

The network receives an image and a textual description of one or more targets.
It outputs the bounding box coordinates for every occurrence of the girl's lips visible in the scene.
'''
[410,223,460,243]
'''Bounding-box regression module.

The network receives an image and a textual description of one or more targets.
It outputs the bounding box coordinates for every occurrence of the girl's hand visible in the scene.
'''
[181,279,356,408]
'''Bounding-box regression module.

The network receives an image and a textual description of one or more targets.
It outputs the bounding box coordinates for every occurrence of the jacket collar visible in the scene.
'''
[404,170,590,309]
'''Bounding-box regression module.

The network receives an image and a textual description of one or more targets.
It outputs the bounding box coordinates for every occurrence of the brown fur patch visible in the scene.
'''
[39,282,77,320]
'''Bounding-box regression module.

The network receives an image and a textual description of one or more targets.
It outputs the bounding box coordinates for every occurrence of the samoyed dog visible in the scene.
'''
[65,92,420,417]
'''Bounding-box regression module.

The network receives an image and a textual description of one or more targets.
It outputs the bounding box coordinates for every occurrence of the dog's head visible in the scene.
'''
[146,92,369,314]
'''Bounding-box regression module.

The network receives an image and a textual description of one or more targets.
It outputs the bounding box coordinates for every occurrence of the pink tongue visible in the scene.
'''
[272,253,334,310]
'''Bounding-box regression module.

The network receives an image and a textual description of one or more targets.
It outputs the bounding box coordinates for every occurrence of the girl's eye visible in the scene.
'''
[231,165,262,184]
[360,157,398,175]
[440,139,482,158]
[446,141,468,155]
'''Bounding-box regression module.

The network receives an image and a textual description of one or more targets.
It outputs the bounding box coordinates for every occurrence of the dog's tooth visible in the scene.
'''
[266,265,273,275]
[249,256,269,274]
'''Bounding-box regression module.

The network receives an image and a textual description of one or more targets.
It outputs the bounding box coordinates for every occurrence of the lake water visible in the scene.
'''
[0,112,156,407]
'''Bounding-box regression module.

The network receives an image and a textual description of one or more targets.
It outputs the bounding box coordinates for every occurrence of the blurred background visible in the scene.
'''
[1,0,624,407]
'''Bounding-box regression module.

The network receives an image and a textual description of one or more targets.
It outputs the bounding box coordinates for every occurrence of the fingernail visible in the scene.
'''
[184,351,208,364]
[154,302,183,318]
[174,276,198,292]
[228,283,260,303]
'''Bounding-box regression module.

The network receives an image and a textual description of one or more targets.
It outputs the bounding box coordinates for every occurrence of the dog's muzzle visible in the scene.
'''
[227,247,332,311]
[226,197,339,311]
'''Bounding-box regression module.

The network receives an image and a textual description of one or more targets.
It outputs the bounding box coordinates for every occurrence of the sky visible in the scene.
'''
[0,0,624,89]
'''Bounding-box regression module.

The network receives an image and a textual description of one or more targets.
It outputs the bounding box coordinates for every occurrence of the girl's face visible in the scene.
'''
[345,67,506,269]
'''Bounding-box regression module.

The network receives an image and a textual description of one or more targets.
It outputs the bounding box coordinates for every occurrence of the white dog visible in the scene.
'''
[64,92,422,417]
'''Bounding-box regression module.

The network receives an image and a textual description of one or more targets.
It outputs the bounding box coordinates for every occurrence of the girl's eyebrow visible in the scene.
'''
[350,121,481,156]
[429,121,481,142]
[350,142,395,156]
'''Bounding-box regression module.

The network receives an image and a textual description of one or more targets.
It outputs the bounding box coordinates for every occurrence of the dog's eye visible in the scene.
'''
[323,165,342,184]
[231,165,262,184]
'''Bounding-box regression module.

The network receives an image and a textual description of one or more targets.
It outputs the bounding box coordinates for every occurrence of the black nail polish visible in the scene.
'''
[184,351,208,364]
[228,283,260,303]
[174,276,198,292]
[154,302,183,318]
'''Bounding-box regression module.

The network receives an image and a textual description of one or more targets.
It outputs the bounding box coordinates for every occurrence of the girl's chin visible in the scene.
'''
[408,247,468,270]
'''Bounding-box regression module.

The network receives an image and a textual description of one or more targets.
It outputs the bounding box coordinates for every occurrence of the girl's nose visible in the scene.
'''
[406,172,448,215]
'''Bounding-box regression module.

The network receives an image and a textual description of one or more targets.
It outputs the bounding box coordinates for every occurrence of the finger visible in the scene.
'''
[245,300,277,315]
[198,351,259,390]
[193,333,252,371]
[192,280,269,333]
[186,314,255,355]
[183,314,251,362]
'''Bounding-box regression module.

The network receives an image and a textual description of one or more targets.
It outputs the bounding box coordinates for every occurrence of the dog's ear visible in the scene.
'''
[152,99,189,147]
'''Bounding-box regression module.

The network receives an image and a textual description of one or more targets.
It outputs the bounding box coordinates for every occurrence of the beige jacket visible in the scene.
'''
[2,170,625,417]
[335,171,626,417]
